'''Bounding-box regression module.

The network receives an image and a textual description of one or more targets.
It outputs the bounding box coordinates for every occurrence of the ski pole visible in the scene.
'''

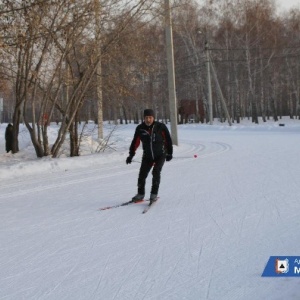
[173,154,198,159]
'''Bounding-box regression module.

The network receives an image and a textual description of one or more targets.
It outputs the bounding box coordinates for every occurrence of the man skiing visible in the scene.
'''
[126,109,173,204]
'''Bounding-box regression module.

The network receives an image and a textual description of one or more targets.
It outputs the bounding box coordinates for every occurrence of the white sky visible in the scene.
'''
[277,0,300,11]
[195,0,300,12]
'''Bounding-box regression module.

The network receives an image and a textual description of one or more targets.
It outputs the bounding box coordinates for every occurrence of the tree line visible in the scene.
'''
[0,0,300,157]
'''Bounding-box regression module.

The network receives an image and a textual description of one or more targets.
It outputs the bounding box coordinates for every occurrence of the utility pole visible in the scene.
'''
[195,89,199,123]
[205,41,213,125]
[0,98,3,123]
[94,0,103,139]
[209,54,232,126]
[164,0,178,145]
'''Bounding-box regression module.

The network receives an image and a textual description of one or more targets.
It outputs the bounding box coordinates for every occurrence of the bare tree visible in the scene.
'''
[1,0,300,161]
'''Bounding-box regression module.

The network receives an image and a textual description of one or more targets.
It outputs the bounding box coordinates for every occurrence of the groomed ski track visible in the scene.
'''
[1,125,300,300]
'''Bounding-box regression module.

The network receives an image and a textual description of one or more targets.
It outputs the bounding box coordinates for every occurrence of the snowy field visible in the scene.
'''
[0,117,300,300]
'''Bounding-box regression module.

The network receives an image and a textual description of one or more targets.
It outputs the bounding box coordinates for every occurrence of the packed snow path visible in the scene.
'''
[1,123,300,299]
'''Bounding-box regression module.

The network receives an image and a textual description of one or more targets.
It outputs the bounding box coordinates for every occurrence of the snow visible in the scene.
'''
[0,117,300,300]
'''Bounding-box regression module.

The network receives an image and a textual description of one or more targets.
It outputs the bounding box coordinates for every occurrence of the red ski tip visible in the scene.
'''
[133,200,144,203]
[100,207,110,210]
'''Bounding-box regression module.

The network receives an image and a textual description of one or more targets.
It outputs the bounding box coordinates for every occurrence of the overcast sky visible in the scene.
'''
[195,0,300,12]
[277,0,300,11]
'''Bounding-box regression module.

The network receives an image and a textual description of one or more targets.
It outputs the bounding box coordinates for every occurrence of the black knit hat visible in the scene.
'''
[144,109,155,117]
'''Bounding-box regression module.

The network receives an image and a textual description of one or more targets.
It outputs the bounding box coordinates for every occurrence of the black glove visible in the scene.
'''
[166,154,173,162]
[126,156,133,164]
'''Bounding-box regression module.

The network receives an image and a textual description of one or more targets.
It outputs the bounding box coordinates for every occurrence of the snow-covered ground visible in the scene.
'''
[0,117,300,300]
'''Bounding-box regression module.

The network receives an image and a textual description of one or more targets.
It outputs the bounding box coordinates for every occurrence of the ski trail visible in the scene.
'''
[89,255,111,300]
[0,141,231,201]
[0,286,35,300]
[205,268,215,300]
[173,141,231,164]
[208,212,227,236]
[196,244,204,277]
[145,276,205,300]
[112,254,143,300]
[47,264,77,296]
[0,168,137,200]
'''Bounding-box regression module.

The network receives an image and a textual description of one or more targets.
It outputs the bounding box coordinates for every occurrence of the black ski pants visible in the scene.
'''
[137,155,166,195]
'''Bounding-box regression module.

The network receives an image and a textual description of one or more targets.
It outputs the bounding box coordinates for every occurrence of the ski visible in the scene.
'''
[99,199,147,211]
[142,198,159,214]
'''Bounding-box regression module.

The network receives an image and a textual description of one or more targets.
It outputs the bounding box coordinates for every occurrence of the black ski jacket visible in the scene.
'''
[129,121,173,161]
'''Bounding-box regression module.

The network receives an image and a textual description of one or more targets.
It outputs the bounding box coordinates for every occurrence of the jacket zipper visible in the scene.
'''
[150,125,155,160]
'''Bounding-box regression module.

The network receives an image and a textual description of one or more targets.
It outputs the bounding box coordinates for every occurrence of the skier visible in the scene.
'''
[126,109,173,204]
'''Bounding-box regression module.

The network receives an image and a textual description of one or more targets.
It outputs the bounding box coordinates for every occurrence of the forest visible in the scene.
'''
[0,0,300,157]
